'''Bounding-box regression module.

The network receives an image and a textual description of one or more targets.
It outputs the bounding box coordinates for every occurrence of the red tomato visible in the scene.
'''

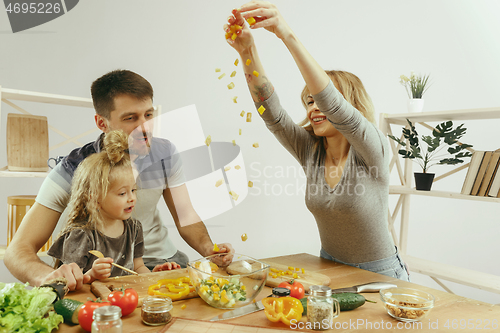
[78,299,111,332]
[278,279,305,299]
[108,287,139,317]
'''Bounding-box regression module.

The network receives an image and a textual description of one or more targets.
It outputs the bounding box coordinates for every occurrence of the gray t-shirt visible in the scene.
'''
[48,218,144,277]
[256,81,395,263]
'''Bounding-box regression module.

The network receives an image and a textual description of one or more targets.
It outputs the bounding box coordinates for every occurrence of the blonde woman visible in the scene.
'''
[48,130,180,281]
[226,1,409,280]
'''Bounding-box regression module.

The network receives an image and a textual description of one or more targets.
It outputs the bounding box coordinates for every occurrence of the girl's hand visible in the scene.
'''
[238,1,293,41]
[89,257,113,280]
[152,262,181,272]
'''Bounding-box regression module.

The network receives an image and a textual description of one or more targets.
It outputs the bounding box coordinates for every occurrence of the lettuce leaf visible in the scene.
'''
[0,282,63,333]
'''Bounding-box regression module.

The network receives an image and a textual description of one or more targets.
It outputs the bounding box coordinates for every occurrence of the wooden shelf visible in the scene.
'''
[390,186,500,203]
[1,87,93,108]
[0,169,49,178]
[402,255,500,294]
[382,107,500,125]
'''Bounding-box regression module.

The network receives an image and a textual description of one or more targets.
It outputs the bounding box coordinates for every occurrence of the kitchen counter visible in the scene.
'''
[58,253,499,332]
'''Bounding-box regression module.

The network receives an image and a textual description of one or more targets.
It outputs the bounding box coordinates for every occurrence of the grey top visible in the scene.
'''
[255,81,395,263]
[48,218,145,277]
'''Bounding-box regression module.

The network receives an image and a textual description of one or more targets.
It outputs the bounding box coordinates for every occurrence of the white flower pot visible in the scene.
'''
[407,98,424,113]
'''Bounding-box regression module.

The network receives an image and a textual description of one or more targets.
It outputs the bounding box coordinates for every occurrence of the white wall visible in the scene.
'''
[1,0,499,304]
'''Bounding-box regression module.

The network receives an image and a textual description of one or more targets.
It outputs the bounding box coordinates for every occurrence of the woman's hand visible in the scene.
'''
[152,262,181,272]
[88,257,113,280]
[238,1,293,41]
[224,8,255,54]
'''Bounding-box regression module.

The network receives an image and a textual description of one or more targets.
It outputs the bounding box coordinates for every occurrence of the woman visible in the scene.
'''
[225,1,409,280]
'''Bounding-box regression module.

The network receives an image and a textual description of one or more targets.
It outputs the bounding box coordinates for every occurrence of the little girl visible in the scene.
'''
[48,130,180,281]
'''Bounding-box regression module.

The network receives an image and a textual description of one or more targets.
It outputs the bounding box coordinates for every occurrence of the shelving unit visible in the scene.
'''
[380,107,500,295]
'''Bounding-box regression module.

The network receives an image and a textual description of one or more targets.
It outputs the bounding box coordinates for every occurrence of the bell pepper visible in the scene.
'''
[261,296,304,326]
[148,277,193,300]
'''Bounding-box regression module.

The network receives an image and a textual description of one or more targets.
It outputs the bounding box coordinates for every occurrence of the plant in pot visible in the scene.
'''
[388,119,473,191]
[400,72,430,113]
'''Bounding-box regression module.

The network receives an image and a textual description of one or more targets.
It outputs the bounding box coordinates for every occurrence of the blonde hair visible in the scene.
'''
[61,130,132,235]
[298,70,376,146]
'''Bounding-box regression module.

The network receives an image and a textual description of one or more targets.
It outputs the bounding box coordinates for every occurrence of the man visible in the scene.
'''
[4,70,233,290]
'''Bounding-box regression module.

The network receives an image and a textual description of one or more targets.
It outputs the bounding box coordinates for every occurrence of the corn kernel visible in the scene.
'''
[246,17,256,25]
[232,140,236,146]
[224,166,231,171]
[213,243,220,252]
[292,273,298,279]
[215,179,224,187]
[295,267,301,271]
[230,71,237,77]
[225,32,231,39]
[211,284,220,292]
[258,105,266,115]
[301,268,305,274]
[246,112,252,122]
[234,58,239,66]
[235,165,241,169]
[246,59,251,66]
[239,129,242,135]
[271,268,279,273]
[213,293,220,301]
[253,142,259,148]
[231,33,237,40]
[241,285,246,291]
[181,304,187,310]
[240,110,245,117]
[229,191,239,201]
[215,68,221,72]
[227,82,235,89]
[288,266,294,271]
[248,181,253,187]
[252,70,259,77]
[241,233,248,241]
[218,73,226,80]
[205,135,211,146]
[232,96,238,103]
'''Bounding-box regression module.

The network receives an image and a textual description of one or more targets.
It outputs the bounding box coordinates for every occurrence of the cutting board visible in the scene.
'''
[263,261,331,291]
[90,268,198,306]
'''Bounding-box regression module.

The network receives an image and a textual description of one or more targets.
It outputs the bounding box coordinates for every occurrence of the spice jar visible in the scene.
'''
[91,305,122,333]
[141,296,173,326]
[307,285,339,331]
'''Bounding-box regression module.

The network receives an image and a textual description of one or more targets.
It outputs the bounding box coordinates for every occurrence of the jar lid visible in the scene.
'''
[309,285,332,297]
[272,287,291,297]
[93,305,122,321]
[142,296,173,312]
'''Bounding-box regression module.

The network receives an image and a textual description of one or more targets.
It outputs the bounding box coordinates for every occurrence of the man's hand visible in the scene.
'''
[152,262,181,272]
[209,243,235,266]
[40,263,91,291]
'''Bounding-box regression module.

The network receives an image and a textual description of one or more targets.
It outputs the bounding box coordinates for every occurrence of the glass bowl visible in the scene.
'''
[380,287,435,322]
[187,253,270,309]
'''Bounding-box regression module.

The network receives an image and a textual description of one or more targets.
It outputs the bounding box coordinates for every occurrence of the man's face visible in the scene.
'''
[100,94,155,156]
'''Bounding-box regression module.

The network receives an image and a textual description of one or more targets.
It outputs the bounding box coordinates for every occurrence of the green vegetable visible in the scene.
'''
[53,298,83,325]
[300,293,368,315]
[0,282,64,332]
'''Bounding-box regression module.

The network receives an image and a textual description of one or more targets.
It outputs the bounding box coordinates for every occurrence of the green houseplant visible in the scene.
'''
[388,119,473,190]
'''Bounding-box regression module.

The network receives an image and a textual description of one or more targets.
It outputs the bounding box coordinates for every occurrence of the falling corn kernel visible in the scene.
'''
[248,181,253,187]
[258,105,266,115]
[227,82,235,89]
[229,191,239,201]
[213,243,220,252]
[234,58,239,66]
[252,70,259,77]
[224,166,231,171]
[218,73,226,80]
[301,268,305,274]
[246,59,251,66]
[181,304,187,310]
[231,33,237,40]
[246,112,252,122]
[230,71,237,77]
[215,179,224,187]
[235,165,241,170]
[232,140,236,146]
[239,129,242,135]
[253,142,259,148]
[215,68,221,72]
[205,135,212,146]
[241,233,248,241]
[240,111,245,117]
[247,17,256,25]
[232,96,238,103]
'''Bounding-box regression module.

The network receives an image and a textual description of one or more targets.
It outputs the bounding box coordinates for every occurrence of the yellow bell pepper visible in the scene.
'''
[261,297,303,326]
[148,277,192,300]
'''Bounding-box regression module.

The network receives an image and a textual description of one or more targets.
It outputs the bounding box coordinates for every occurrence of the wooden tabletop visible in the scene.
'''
[59,253,499,332]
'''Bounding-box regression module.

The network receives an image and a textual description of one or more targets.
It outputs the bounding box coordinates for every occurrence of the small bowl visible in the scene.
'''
[187,253,270,309]
[380,287,435,322]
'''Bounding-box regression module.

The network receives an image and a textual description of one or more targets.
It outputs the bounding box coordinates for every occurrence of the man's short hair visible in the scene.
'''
[91,70,154,119]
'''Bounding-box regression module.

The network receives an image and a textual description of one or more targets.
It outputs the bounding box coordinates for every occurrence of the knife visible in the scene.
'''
[209,282,396,321]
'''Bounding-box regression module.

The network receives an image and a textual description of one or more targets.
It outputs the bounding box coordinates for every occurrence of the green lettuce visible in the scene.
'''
[0,282,63,333]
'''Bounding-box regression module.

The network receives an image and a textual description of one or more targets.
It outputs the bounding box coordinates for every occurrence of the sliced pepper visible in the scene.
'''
[148,277,192,300]
[261,297,304,326]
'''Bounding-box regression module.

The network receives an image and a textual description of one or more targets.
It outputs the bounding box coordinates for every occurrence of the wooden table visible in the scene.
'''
[59,253,499,332]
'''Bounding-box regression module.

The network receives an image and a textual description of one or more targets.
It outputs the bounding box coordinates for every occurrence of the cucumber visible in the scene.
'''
[53,298,83,324]
[300,293,367,315]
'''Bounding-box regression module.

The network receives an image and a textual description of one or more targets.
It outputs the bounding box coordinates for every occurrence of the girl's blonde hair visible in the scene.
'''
[61,130,132,235]
[298,70,376,146]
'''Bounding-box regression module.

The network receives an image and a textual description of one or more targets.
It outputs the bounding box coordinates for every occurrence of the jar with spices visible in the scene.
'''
[91,305,122,333]
[307,285,340,331]
[141,296,173,326]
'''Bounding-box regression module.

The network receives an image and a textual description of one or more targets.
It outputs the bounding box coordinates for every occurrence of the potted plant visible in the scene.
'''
[400,72,430,113]
[388,119,473,190]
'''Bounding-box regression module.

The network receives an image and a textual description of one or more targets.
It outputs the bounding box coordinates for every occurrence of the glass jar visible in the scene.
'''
[307,285,339,331]
[91,305,122,333]
[141,296,173,326]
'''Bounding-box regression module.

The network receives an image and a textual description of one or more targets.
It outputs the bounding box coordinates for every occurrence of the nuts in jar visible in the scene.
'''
[141,296,173,326]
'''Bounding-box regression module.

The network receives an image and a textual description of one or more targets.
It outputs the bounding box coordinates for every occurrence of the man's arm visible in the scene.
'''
[163,184,233,257]
[4,202,89,289]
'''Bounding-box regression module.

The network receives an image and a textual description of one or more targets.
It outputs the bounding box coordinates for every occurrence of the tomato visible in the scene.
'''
[278,279,305,299]
[78,299,111,332]
[108,287,139,317]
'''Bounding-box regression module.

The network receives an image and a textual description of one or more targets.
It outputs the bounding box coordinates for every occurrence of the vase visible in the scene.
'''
[414,172,435,191]
[407,98,424,113]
